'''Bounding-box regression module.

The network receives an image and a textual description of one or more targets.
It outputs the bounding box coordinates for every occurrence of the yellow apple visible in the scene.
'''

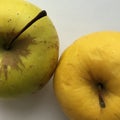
[0,0,59,97]
[54,31,120,120]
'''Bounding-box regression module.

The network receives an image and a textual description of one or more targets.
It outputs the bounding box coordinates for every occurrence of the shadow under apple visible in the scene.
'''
[0,79,67,120]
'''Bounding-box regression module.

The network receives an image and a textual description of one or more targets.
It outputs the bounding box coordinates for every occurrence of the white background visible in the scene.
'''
[0,0,120,120]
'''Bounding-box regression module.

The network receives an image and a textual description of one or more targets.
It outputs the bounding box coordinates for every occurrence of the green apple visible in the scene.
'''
[54,31,120,120]
[0,0,59,97]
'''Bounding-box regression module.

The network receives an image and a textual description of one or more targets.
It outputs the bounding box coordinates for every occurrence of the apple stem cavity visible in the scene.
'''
[97,82,106,108]
[5,10,47,50]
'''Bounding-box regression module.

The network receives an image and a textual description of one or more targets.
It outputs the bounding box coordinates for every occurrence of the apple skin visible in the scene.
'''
[0,0,59,97]
[54,31,120,120]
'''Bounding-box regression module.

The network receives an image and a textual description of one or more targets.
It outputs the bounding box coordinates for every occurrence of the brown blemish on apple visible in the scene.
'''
[39,36,59,50]
[0,10,47,80]
[8,19,12,23]
[0,29,37,80]
[17,12,20,16]
[38,83,46,89]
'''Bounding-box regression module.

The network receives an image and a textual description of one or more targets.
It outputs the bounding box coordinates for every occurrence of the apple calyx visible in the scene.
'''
[5,10,47,50]
[97,82,106,108]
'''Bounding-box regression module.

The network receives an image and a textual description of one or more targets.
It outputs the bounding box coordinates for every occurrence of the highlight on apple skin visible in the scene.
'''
[0,0,59,97]
[54,31,120,120]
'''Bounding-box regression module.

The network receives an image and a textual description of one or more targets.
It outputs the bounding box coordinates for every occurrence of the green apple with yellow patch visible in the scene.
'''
[0,0,59,97]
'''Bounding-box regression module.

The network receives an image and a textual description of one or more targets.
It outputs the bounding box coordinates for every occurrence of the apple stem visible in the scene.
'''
[5,10,47,50]
[97,83,106,108]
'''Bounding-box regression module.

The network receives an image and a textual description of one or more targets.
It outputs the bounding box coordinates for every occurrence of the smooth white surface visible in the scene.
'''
[0,0,120,120]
